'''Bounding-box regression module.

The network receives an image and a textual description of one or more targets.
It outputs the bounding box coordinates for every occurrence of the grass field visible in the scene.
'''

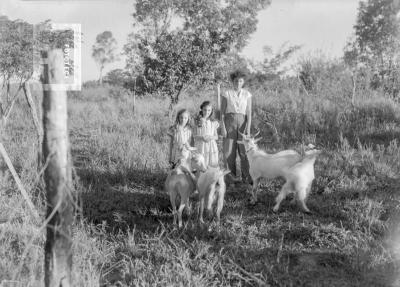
[1,83,400,286]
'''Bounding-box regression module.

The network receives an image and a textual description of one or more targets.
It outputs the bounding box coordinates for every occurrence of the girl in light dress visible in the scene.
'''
[194,101,220,168]
[167,109,195,169]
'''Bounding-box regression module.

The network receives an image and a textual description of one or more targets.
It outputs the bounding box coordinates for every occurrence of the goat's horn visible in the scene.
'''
[253,128,260,138]
[254,137,262,143]
[239,131,246,138]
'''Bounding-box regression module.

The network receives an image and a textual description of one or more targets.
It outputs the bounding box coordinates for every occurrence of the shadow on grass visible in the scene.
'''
[216,242,390,287]
[77,167,173,233]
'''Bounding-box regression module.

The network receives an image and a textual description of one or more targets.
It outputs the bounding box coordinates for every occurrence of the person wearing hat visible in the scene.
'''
[220,69,253,184]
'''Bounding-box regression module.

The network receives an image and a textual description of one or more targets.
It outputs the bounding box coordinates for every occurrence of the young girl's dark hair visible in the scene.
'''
[174,109,192,128]
[198,101,215,122]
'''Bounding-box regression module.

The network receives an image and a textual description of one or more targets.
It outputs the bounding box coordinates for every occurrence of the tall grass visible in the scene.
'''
[0,80,399,286]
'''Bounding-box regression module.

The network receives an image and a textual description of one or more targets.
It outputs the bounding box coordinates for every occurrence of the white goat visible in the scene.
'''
[273,149,321,213]
[197,167,230,225]
[237,131,301,203]
[165,146,207,228]
[238,132,321,213]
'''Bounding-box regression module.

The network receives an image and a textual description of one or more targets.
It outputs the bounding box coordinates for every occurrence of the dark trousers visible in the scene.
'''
[223,113,251,183]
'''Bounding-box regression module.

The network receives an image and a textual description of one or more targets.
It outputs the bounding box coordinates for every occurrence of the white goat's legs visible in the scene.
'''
[249,177,259,204]
[273,182,291,212]
[216,190,225,224]
[206,186,215,211]
[177,193,189,228]
[177,203,185,228]
[169,193,177,226]
[186,198,192,217]
[199,198,205,224]
[297,183,312,213]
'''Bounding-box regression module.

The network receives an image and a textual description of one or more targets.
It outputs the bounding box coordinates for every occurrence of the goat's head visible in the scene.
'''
[178,144,208,172]
[178,144,196,161]
[191,152,207,172]
[237,129,262,152]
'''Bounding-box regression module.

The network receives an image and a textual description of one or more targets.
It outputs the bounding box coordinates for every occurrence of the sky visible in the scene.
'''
[0,0,360,82]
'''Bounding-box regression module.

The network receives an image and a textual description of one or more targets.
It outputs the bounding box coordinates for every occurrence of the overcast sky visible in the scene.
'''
[1,0,360,81]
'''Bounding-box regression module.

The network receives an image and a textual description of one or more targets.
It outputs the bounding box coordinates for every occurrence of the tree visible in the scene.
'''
[0,16,74,165]
[92,31,118,85]
[0,17,33,131]
[104,68,128,86]
[124,0,271,109]
[344,0,400,97]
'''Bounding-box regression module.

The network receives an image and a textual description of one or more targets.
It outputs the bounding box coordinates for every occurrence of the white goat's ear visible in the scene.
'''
[237,140,244,144]
[187,146,197,151]
[254,137,262,143]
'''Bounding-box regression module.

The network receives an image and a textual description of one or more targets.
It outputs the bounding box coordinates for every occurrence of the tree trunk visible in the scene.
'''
[167,86,183,121]
[168,84,184,111]
[168,100,176,122]
[23,81,44,166]
[42,49,73,287]
[99,66,103,85]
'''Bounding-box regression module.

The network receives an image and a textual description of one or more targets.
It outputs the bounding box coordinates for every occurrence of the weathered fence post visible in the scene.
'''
[42,49,73,287]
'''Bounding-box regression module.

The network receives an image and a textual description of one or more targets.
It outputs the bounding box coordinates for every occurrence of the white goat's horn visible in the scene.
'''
[253,128,260,138]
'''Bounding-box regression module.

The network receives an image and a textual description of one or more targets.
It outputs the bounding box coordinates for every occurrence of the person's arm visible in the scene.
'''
[246,95,252,136]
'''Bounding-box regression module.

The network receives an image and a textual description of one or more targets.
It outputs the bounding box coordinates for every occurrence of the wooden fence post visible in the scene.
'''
[42,49,73,287]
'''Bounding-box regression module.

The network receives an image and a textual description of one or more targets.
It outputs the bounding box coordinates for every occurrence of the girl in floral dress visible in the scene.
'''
[194,101,219,168]
[167,109,195,169]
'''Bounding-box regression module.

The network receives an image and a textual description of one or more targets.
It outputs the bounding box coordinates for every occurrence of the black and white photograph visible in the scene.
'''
[0,0,400,286]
